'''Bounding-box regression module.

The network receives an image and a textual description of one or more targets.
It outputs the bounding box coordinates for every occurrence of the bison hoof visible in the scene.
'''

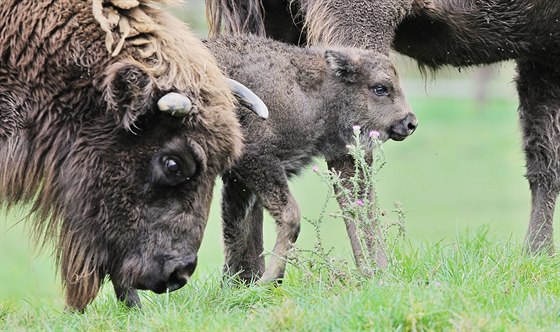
[114,285,142,309]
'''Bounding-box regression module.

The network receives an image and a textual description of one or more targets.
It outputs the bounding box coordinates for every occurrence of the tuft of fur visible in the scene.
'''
[206,0,266,37]
[303,0,413,53]
[207,0,307,45]
[206,0,414,52]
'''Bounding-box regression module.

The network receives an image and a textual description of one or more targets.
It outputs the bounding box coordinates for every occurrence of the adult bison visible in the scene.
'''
[0,0,265,311]
[207,0,560,253]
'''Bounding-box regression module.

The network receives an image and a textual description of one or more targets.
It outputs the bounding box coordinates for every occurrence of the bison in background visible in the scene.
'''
[0,0,265,311]
[206,0,414,52]
[206,0,560,253]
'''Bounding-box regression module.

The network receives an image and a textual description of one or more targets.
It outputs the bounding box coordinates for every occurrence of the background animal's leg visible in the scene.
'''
[517,60,560,253]
[327,155,388,271]
[221,172,264,282]
[112,282,141,308]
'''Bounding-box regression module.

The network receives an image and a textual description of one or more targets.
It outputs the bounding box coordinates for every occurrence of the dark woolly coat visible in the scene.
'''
[0,0,242,310]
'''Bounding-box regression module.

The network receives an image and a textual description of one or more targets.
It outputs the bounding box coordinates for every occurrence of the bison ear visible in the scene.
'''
[104,61,157,132]
[324,50,360,83]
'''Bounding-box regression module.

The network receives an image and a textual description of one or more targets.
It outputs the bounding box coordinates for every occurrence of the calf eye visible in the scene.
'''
[372,85,389,97]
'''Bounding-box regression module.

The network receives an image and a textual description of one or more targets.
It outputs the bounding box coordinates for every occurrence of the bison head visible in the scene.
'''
[324,49,417,143]
[57,61,262,310]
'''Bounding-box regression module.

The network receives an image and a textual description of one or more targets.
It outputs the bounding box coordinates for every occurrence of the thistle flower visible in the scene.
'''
[368,130,380,139]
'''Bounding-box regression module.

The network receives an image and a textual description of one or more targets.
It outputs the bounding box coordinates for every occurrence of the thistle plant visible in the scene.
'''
[290,126,406,279]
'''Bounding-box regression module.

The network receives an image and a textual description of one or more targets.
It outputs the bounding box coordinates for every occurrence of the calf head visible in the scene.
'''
[324,49,417,142]
[59,61,242,310]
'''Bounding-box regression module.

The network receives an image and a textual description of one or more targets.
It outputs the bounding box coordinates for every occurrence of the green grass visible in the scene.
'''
[1,95,559,330]
[1,230,558,331]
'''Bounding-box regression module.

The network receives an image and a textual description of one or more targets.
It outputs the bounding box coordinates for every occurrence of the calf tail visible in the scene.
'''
[206,0,266,37]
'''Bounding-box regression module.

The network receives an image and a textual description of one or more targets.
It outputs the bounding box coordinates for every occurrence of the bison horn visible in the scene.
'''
[157,92,193,117]
[227,78,269,119]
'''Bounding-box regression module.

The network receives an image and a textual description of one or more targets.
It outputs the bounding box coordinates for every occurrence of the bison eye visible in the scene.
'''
[372,85,389,97]
[165,158,181,174]
[151,146,199,187]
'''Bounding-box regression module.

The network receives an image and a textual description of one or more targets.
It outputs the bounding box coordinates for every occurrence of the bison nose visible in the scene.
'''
[390,113,418,141]
[163,255,198,292]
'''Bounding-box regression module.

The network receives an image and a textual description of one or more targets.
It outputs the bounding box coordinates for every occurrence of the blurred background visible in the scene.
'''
[1,1,558,307]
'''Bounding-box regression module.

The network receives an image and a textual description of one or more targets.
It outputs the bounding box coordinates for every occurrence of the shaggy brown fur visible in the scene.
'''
[205,35,417,282]
[0,0,242,310]
[206,0,414,53]
[207,0,560,253]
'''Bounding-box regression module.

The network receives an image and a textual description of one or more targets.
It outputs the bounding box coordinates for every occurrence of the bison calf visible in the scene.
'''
[205,36,417,283]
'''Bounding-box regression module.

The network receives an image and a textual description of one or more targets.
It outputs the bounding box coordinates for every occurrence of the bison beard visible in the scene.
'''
[0,0,259,311]
[207,0,560,253]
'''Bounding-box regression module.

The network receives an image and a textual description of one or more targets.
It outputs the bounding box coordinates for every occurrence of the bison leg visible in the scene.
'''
[257,188,300,284]
[229,155,300,284]
[112,282,141,308]
[517,60,560,253]
[327,154,388,272]
[221,172,265,282]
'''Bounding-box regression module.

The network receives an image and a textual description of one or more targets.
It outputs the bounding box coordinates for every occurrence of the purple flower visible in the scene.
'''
[368,130,380,139]
[352,125,361,131]
[312,165,319,173]
[356,199,364,207]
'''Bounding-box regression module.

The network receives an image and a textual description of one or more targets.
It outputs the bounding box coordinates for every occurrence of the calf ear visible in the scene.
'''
[103,61,157,132]
[324,50,360,83]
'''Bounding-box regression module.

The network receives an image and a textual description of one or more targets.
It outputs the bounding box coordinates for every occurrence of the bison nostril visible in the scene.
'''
[180,256,198,277]
[164,255,198,292]
[166,269,188,292]
[405,114,418,134]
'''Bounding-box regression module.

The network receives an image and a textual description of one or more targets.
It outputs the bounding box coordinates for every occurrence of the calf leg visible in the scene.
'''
[221,173,265,282]
[516,60,560,253]
[258,190,300,283]
[230,155,301,283]
[327,154,388,271]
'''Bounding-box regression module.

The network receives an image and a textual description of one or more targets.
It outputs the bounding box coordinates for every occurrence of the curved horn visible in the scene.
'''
[227,78,269,119]
[157,92,193,117]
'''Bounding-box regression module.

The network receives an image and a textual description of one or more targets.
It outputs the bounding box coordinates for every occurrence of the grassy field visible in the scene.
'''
[1,89,559,329]
[1,231,558,331]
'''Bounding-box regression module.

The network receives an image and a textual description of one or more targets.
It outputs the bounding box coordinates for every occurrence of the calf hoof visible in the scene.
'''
[256,272,284,286]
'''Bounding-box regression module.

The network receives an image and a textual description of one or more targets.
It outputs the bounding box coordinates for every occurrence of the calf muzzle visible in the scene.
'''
[389,113,418,141]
